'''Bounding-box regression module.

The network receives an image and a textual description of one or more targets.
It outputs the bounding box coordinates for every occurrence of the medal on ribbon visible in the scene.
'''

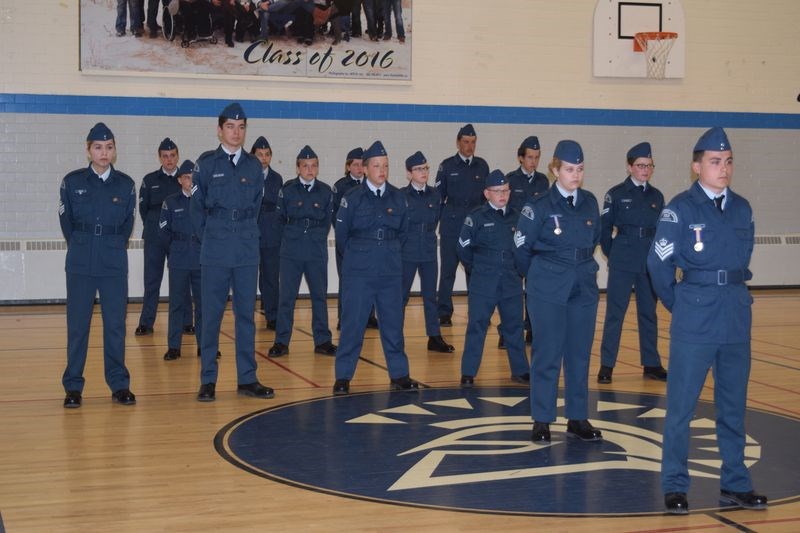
[689,223,705,252]
[550,214,562,235]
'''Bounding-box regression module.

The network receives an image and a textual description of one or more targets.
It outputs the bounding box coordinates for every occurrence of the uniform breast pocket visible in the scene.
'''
[684,227,716,263]
[71,192,93,218]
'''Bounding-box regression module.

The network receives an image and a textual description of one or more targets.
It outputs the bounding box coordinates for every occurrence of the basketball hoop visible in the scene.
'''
[634,32,678,80]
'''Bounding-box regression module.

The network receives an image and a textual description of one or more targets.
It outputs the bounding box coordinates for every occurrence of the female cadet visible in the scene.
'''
[513,140,602,442]
[59,123,136,408]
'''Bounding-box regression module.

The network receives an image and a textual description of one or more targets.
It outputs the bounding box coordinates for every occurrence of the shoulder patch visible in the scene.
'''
[521,205,534,220]
[458,237,471,248]
[340,197,348,209]
[332,184,338,194]
[278,188,283,198]
[653,238,674,261]
[191,184,198,195]
[659,208,678,223]
[601,207,610,216]
[464,216,473,227]
[604,193,612,204]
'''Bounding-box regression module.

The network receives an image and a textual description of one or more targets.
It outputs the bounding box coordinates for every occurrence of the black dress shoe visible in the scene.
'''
[390,375,419,391]
[111,389,136,405]
[134,325,153,336]
[439,315,452,326]
[265,319,276,330]
[497,335,506,349]
[196,348,222,358]
[336,321,341,331]
[183,324,195,334]
[427,335,455,353]
[531,421,551,442]
[511,372,530,384]
[566,419,602,441]
[664,492,689,514]
[197,383,216,402]
[333,378,350,395]
[63,390,82,408]
[163,348,181,361]
[366,315,379,329]
[644,365,668,381]
[720,490,768,510]
[525,330,532,344]
[237,382,275,399]
[268,342,289,357]
[314,341,337,356]
[460,375,474,388]
[597,365,613,384]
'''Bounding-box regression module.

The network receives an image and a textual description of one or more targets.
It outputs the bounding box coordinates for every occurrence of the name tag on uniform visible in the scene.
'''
[174,208,184,213]
[213,173,224,178]
[112,197,120,203]
[620,198,632,203]
[483,222,495,227]
[152,185,160,189]
[450,173,459,176]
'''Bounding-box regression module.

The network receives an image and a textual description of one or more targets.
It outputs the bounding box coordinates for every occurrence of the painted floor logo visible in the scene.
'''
[216,388,800,515]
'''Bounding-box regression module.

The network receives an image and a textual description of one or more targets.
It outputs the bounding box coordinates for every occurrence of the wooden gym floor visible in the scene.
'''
[1,290,799,532]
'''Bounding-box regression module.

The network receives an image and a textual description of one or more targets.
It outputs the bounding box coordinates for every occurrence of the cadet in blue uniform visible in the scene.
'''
[458,170,529,385]
[136,137,192,336]
[159,160,207,361]
[191,102,274,402]
[400,151,454,353]
[252,136,284,330]
[514,140,603,443]
[332,147,378,330]
[267,145,337,357]
[333,141,418,395]
[499,135,549,347]
[647,127,767,514]
[60,123,137,408]
[435,124,490,325]
[598,142,666,383]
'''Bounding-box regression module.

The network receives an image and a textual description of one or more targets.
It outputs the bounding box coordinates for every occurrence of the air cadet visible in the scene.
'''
[267,145,337,357]
[400,151,454,354]
[499,135,549,347]
[647,127,767,514]
[159,159,215,361]
[333,140,418,395]
[435,123,490,326]
[252,136,284,330]
[457,169,529,386]
[514,140,603,443]
[598,142,667,383]
[59,122,136,408]
[191,102,274,402]
[332,147,379,330]
[135,137,192,337]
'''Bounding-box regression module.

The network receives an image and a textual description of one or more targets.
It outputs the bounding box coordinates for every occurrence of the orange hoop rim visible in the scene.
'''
[634,31,678,52]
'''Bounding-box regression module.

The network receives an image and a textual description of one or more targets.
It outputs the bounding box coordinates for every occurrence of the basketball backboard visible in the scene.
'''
[593,0,685,78]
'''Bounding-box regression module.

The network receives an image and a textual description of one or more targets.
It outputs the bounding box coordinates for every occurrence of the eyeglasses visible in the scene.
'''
[633,163,655,170]
[486,188,511,194]
[411,166,430,172]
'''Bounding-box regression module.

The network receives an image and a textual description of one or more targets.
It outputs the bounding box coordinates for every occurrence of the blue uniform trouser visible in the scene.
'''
[63,273,130,393]
[275,256,332,346]
[336,275,409,380]
[529,295,598,422]
[661,339,752,494]
[336,249,376,322]
[437,234,468,317]
[462,292,528,377]
[140,239,192,328]
[200,264,258,385]
[401,259,440,337]
[167,268,201,350]
[258,245,280,320]
[600,268,661,368]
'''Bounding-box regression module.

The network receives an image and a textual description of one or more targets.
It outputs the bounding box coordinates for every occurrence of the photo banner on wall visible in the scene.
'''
[80,0,412,81]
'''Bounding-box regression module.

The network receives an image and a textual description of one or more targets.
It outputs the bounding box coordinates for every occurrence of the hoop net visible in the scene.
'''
[634,32,678,79]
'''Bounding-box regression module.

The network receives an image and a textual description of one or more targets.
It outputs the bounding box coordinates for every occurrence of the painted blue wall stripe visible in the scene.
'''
[1,92,798,129]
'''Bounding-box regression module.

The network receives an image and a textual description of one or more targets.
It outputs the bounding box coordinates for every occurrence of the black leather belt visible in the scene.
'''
[351,228,398,240]
[542,248,594,261]
[171,232,200,242]
[209,207,256,220]
[408,222,436,232]
[73,223,123,236]
[260,203,277,213]
[286,217,325,228]
[682,269,746,286]
[619,225,656,238]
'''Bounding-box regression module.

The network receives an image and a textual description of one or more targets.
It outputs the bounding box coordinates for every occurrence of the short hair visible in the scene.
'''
[218,116,247,128]
[692,150,705,163]
[518,146,539,158]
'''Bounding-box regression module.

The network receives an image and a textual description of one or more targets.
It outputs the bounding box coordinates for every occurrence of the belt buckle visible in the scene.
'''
[717,270,727,285]
[376,228,384,240]
[231,209,239,221]
[303,218,311,229]
[94,224,103,236]
[638,227,646,238]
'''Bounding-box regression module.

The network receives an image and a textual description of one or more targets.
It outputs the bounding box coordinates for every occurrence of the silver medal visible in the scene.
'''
[694,242,704,252]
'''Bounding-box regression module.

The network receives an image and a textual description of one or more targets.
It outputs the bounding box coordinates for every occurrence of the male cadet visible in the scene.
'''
[332,147,379,330]
[159,160,205,361]
[267,145,337,357]
[191,102,274,402]
[400,151,454,353]
[457,170,529,386]
[60,123,136,408]
[499,135,549,347]
[251,135,284,330]
[136,137,192,337]
[648,127,767,514]
[598,142,667,383]
[333,141,418,395]
[435,123,490,326]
